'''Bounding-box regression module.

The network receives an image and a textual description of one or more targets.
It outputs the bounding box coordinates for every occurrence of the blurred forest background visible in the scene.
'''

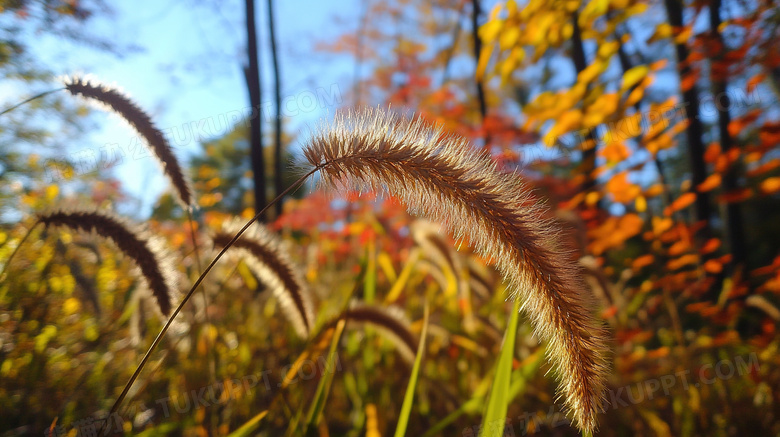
[1,0,780,435]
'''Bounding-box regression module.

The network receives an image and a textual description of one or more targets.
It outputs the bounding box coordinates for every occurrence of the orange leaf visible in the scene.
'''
[701,238,721,254]
[704,142,721,163]
[632,254,655,271]
[644,184,665,198]
[680,70,698,92]
[719,188,753,203]
[704,259,723,274]
[747,158,780,177]
[697,174,721,192]
[667,254,699,270]
[668,240,689,256]
[666,192,696,215]
[606,171,642,203]
[601,306,618,319]
[747,73,765,90]
[652,216,673,235]
[760,177,780,195]
[650,59,668,71]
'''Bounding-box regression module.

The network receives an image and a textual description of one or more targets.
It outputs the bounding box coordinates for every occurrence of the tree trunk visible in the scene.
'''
[613,23,674,209]
[663,0,711,231]
[244,0,266,220]
[570,12,599,197]
[470,0,489,146]
[267,0,283,218]
[709,0,747,268]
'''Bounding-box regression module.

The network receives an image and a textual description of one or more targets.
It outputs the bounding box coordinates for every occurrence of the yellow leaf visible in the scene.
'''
[479,18,503,42]
[64,298,81,316]
[577,60,605,84]
[649,23,672,43]
[597,41,619,60]
[499,26,520,51]
[635,195,647,212]
[674,26,692,44]
[45,185,59,200]
[626,3,649,17]
[585,191,601,206]
[476,43,493,81]
[621,65,649,91]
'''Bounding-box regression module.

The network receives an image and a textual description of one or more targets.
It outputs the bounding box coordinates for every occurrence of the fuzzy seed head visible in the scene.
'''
[212,219,314,339]
[37,207,179,316]
[63,75,193,207]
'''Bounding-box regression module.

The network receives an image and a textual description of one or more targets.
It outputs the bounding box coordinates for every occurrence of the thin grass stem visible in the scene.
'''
[0,88,64,117]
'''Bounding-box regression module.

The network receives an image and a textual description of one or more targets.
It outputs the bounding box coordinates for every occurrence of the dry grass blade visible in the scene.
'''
[212,219,314,338]
[303,107,609,433]
[37,208,178,316]
[63,75,193,207]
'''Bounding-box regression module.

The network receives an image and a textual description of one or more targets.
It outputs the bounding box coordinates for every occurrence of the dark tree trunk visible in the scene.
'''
[470,0,489,146]
[570,13,599,197]
[613,23,675,209]
[709,0,747,268]
[244,0,266,220]
[267,0,283,218]
[663,0,711,231]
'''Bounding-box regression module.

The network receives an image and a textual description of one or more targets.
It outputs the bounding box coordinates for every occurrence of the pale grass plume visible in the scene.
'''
[211,219,314,339]
[62,75,193,207]
[302,108,609,433]
[336,301,417,363]
[411,220,464,294]
[37,207,178,316]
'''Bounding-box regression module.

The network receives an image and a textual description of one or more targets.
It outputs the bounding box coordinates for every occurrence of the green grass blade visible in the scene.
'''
[481,297,522,437]
[421,350,543,437]
[304,319,346,434]
[393,301,430,437]
[226,410,268,437]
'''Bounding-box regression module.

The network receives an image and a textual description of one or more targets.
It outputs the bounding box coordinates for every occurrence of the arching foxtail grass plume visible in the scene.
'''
[211,219,314,339]
[302,108,609,433]
[62,76,193,207]
[325,301,417,363]
[37,208,178,316]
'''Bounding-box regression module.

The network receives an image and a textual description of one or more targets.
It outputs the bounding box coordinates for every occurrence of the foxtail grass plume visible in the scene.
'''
[63,76,193,207]
[337,301,417,363]
[411,220,463,293]
[212,219,314,338]
[37,208,178,316]
[302,108,609,433]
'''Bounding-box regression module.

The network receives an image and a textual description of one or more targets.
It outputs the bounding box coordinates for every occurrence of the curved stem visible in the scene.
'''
[100,169,317,433]
[0,221,40,283]
[0,88,64,117]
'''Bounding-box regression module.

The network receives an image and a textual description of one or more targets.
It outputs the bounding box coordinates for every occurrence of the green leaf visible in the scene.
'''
[304,319,346,434]
[481,297,522,437]
[393,301,430,437]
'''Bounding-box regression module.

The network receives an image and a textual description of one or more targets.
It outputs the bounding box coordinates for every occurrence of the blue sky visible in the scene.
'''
[18,0,360,216]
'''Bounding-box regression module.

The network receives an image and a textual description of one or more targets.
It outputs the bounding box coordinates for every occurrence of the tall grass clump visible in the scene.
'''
[87,107,607,435]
